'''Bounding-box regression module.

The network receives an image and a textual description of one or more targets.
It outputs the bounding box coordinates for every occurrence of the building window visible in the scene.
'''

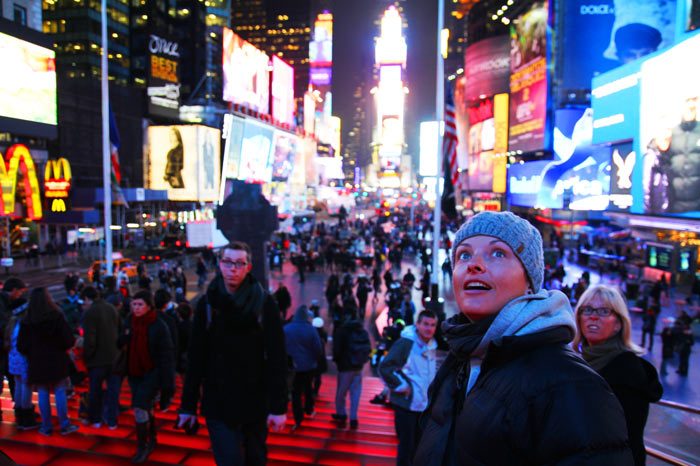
[13,4,27,26]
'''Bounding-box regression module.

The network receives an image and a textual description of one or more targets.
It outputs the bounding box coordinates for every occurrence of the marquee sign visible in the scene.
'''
[44,157,72,213]
[0,144,42,220]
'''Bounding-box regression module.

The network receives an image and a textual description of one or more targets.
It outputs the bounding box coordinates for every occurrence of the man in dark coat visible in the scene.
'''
[81,286,121,428]
[178,242,287,466]
[154,289,179,411]
[273,282,292,320]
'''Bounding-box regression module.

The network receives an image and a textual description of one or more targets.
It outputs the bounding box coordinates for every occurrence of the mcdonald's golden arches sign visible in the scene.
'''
[0,144,42,220]
[44,157,72,213]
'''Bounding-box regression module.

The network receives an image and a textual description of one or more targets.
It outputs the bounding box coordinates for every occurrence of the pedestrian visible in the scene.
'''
[311,316,328,396]
[675,322,694,376]
[178,241,287,465]
[121,290,176,463]
[273,282,292,320]
[196,256,208,289]
[414,211,633,465]
[18,287,79,436]
[175,302,193,375]
[3,278,38,430]
[640,298,660,350]
[81,286,121,429]
[332,307,371,429]
[325,274,340,309]
[573,284,663,466]
[60,287,83,336]
[379,310,438,466]
[284,305,323,431]
[153,289,179,412]
[0,277,28,416]
[660,325,675,375]
[398,293,416,327]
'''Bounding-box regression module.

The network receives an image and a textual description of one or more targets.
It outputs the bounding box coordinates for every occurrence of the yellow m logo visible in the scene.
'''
[45,158,72,182]
[50,198,67,212]
[0,144,42,220]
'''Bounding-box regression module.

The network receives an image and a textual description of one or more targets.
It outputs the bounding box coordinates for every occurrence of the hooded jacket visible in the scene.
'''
[18,312,75,385]
[332,318,369,372]
[82,299,121,368]
[284,306,323,372]
[597,352,663,466]
[414,290,633,466]
[180,274,288,426]
[379,324,437,411]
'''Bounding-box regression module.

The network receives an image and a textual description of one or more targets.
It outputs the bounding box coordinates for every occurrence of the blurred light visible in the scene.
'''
[126,223,140,229]
[491,14,498,20]
[502,17,511,25]
[110,225,122,230]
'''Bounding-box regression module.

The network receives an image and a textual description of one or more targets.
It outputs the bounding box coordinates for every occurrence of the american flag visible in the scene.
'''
[108,108,128,206]
[443,86,460,191]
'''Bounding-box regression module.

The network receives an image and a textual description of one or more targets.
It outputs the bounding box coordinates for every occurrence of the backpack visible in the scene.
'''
[347,326,371,367]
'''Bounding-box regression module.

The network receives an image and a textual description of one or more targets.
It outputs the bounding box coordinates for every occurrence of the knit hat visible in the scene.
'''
[451,211,544,293]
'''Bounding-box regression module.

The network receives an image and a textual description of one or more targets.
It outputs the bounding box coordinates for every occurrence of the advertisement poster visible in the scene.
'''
[222,28,270,114]
[238,119,274,182]
[147,33,180,119]
[148,125,221,202]
[690,0,700,31]
[639,33,700,216]
[591,61,641,144]
[608,142,635,211]
[508,108,611,210]
[464,35,511,102]
[508,1,549,153]
[0,32,56,126]
[271,131,297,181]
[561,0,676,95]
[271,56,295,126]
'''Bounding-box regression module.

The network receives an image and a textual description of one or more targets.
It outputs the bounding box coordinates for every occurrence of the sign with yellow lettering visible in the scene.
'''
[148,33,180,119]
[0,144,42,220]
[44,157,72,213]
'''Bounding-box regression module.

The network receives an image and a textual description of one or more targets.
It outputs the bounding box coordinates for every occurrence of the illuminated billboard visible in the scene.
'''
[271,56,295,126]
[464,35,510,102]
[147,125,221,202]
[222,28,270,114]
[0,144,42,220]
[271,131,297,182]
[639,33,700,216]
[0,31,56,132]
[310,12,332,68]
[508,1,549,154]
[375,6,407,65]
[419,121,439,177]
[147,33,180,119]
[608,142,635,211]
[591,61,641,144]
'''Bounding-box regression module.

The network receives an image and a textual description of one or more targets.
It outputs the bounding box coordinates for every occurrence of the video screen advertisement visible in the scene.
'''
[271,56,295,126]
[0,30,57,138]
[147,33,180,119]
[222,28,270,114]
[608,141,636,211]
[508,108,612,210]
[591,60,641,145]
[638,33,700,218]
[463,35,510,102]
[467,98,496,192]
[560,0,676,98]
[508,0,550,154]
[147,125,221,202]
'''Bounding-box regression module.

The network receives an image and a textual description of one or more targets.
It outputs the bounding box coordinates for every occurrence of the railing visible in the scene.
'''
[645,399,700,465]
[656,399,700,416]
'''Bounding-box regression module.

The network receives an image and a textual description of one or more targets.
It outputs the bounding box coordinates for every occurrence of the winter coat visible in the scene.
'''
[332,318,368,372]
[180,274,288,426]
[82,299,121,368]
[379,325,437,411]
[121,313,176,394]
[415,327,633,466]
[18,313,75,386]
[284,309,323,372]
[6,302,29,378]
[597,352,663,466]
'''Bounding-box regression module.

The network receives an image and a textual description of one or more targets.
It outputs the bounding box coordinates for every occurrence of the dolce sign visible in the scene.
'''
[580,5,614,15]
[149,35,179,57]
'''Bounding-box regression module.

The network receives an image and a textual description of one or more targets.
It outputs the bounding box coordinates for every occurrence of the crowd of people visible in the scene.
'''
[0,206,695,465]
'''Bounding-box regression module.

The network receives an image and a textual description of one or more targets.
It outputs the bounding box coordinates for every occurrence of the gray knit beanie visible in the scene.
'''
[451,211,544,293]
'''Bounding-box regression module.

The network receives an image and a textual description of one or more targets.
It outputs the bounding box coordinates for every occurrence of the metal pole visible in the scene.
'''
[101,0,113,276]
[431,0,445,296]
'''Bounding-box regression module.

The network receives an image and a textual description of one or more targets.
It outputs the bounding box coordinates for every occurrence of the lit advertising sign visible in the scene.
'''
[375,6,407,66]
[147,33,180,119]
[310,67,332,86]
[591,61,641,144]
[492,93,509,193]
[222,28,270,114]
[419,121,439,177]
[508,1,549,154]
[310,13,333,68]
[608,142,635,211]
[238,120,274,182]
[560,0,675,98]
[44,158,72,213]
[0,32,56,127]
[508,108,611,210]
[0,144,42,220]
[464,35,510,102]
[271,56,295,126]
[639,33,700,217]
[147,125,221,202]
[378,65,404,116]
[646,243,674,271]
[271,131,297,182]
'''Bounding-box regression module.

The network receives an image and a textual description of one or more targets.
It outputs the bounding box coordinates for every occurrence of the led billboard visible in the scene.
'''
[508,1,549,154]
[271,56,295,125]
[0,31,56,130]
[271,131,297,182]
[309,12,333,67]
[238,120,274,182]
[147,125,221,202]
[463,35,510,102]
[508,108,611,210]
[222,28,270,114]
[591,61,641,144]
[639,33,700,216]
[608,142,635,211]
[419,121,439,177]
[147,33,180,119]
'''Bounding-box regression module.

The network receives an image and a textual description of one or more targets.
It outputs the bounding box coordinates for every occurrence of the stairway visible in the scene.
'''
[0,375,397,465]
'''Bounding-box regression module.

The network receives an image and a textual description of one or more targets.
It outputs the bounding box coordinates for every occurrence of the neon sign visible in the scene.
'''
[44,157,71,213]
[0,144,42,220]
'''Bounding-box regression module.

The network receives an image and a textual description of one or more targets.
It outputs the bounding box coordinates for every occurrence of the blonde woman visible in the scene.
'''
[574,284,663,466]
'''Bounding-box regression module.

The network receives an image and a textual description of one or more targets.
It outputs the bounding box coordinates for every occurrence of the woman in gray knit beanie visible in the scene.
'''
[414,211,633,466]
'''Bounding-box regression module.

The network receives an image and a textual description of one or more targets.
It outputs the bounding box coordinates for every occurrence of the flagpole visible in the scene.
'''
[101,0,113,276]
[431,0,444,299]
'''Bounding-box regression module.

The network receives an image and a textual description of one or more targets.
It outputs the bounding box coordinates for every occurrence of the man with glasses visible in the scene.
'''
[178,242,288,465]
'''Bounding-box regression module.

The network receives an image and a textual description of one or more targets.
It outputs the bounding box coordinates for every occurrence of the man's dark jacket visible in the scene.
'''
[180,274,288,426]
[414,327,634,466]
[332,318,367,372]
[82,299,121,368]
[17,313,75,385]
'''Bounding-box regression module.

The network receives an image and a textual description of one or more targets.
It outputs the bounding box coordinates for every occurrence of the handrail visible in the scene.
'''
[655,399,700,415]
[646,447,694,466]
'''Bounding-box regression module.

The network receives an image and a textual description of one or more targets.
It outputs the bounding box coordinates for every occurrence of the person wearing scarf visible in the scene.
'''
[124,290,175,464]
[413,211,634,465]
[574,284,663,466]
